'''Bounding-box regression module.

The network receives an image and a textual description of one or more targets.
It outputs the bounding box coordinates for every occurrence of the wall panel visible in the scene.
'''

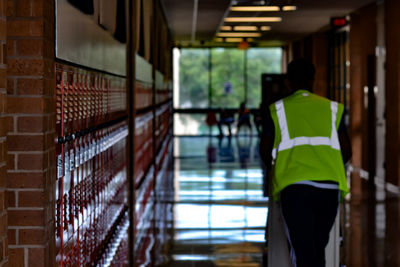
[55,0,127,76]
[385,0,400,187]
[349,4,377,196]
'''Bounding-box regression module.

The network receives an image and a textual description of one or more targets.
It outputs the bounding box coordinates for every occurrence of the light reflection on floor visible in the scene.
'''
[166,136,268,267]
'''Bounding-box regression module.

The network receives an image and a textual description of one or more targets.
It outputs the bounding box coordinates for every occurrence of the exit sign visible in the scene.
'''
[331,17,348,28]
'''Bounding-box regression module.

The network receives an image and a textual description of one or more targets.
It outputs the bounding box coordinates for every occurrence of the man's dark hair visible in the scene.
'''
[287,58,315,84]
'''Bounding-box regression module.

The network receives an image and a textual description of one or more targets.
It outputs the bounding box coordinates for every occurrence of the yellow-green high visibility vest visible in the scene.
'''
[269,90,349,201]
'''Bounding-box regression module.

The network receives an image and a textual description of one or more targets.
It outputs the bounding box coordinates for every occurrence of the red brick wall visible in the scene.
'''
[6,0,55,266]
[0,0,8,265]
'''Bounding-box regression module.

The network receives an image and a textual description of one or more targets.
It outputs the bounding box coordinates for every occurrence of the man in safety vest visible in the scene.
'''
[259,58,352,267]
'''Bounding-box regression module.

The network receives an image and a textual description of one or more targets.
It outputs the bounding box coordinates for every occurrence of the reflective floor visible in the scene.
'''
[167,136,267,267]
[162,136,400,267]
[344,189,400,267]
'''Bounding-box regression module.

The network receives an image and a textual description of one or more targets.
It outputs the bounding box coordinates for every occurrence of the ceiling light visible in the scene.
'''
[217,32,262,37]
[224,17,282,22]
[282,6,297,11]
[233,26,258,31]
[220,26,232,31]
[225,38,244,42]
[215,38,224,42]
[260,26,271,31]
[230,6,280,12]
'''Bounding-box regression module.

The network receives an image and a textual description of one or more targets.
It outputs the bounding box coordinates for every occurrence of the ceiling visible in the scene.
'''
[161,0,376,45]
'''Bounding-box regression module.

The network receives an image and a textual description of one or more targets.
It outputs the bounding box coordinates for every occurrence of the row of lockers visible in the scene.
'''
[84,107,173,266]
[135,131,174,266]
[54,60,174,266]
[135,102,172,188]
[55,65,127,134]
[133,55,174,265]
[55,64,129,265]
[94,129,173,267]
[135,54,172,110]
[55,120,128,266]
[55,59,172,134]
[153,131,174,267]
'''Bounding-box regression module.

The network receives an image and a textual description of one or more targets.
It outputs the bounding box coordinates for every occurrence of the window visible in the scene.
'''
[175,48,209,108]
[246,48,282,108]
[211,48,245,108]
[174,47,283,135]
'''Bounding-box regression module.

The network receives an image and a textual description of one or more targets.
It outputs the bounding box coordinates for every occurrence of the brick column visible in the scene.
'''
[0,0,8,265]
[6,0,55,266]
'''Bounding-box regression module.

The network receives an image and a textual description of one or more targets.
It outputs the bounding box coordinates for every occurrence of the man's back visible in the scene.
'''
[259,58,351,267]
[269,89,348,200]
[281,91,333,138]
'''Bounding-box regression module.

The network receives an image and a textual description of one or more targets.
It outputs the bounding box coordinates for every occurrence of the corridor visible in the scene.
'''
[1,0,400,266]
[166,136,267,266]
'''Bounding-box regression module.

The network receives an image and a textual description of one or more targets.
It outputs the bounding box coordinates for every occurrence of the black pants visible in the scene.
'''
[280,184,339,267]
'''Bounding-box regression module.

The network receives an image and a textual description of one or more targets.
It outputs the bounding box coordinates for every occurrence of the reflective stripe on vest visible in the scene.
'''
[272,100,341,159]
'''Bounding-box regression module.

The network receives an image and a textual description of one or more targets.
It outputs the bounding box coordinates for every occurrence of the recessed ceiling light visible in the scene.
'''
[220,26,232,31]
[260,26,271,31]
[230,6,280,12]
[282,6,297,11]
[225,38,244,42]
[224,17,282,22]
[233,26,258,31]
[217,32,262,37]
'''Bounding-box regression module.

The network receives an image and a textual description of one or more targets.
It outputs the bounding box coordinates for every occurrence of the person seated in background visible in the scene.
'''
[237,102,252,135]
[217,108,234,138]
[206,111,218,127]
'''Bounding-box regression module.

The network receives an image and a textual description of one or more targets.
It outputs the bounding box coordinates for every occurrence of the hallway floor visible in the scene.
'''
[166,136,267,267]
[160,136,400,267]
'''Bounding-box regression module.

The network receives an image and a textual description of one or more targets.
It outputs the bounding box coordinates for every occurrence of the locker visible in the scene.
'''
[54,62,175,266]
[55,64,128,266]
[135,166,154,240]
[134,111,154,187]
[135,81,153,110]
